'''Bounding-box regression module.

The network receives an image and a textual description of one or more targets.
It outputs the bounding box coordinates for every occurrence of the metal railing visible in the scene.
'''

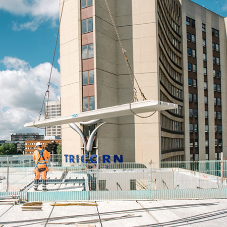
[0,156,227,201]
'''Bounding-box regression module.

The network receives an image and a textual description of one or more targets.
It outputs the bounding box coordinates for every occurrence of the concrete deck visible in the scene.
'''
[1,199,227,226]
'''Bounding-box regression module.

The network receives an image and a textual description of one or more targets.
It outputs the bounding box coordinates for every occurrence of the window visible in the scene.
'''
[192,34,196,43]
[218,112,221,119]
[218,125,222,133]
[191,19,195,28]
[217,84,221,92]
[203,67,207,75]
[186,17,190,26]
[204,81,207,89]
[192,49,196,58]
[81,17,93,34]
[205,140,208,147]
[81,0,86,8]
[88,18,93,32]
[212,28,215,36]
[213,56,216,64]
[214,111,217,119]
[216,57,220,65]
[203,54,206,61]
[81,0,93,8]
[188,63,192,71]
[194,124,198,132]
[188,78,192,86]
[213,70,216,77]
[218,98,221,106]
[190,124,193,132]
[216,44,219,52]
[205,125,209,132]
[83,71,88,85]
[219,139,222,146]
[195,139,198,147]
[190,139,194,147]
[194,109,198,117]
[217,71,221,78]
[215,30,219,38]
[215,125,218,132]
[83,70,94,85]
[189,93,192,102]
[203,39,206,47]
[187,33,191,41]
[187,48,192,56]
[214,83,216,91]
[193,79,197,87]
[205,110,208,118]
[189,109,193,117]
[202,23,206,32]
[204,96,208,104]
[83,96,95,111]
[82,44,94,59]
[194,94,197,102]
[130,179,136,190]
[193,64,196,72]
[212,42,215,50]
[214,98,217,105]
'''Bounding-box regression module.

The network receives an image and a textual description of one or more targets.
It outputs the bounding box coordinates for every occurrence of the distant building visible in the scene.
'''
[45,100,61,138]
[0,140,6,146]
[10,133,44,153]
[25,139,61,155]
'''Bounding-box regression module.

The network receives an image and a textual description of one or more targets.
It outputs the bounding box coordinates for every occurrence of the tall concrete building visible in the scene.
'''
[45,100,62,138]
[59,0,227,163]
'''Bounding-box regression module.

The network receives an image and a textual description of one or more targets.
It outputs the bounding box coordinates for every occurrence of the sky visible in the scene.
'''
[0,0,227,141]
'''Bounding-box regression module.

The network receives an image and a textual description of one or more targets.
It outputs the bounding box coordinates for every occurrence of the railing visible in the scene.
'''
[0,157,227,201]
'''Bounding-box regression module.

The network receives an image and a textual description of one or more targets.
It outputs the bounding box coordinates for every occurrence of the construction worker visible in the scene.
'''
[33,142,50,191]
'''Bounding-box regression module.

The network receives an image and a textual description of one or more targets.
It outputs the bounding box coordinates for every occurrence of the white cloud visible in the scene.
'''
[0,0,59,31]
[0,57,60,140]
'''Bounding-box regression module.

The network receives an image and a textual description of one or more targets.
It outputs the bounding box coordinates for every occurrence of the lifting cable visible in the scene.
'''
[104,0,156,118]
[38,0,66,121]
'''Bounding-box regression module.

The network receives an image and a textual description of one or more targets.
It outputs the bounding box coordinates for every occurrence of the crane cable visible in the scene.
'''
[104,0,146,102]
[38,0,66,121]
[104,0,156,118]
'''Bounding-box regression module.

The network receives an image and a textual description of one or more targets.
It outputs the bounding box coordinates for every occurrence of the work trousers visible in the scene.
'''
[34,165,48,190]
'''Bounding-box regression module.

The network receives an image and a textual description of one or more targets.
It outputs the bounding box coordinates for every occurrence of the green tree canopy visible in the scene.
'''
[46,141,59,154]
[0,143,17,155]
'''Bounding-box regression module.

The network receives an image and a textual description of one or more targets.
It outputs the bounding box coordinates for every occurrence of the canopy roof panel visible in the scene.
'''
[24,100,177,128]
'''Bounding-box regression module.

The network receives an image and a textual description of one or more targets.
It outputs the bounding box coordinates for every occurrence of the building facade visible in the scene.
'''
[25,139,61,155]
[45,100,62,138]
[10,133,44,153]
[59,0,227,163]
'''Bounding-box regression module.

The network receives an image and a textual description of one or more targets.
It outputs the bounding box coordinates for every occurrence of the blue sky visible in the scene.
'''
[192,0,227,17]
[0,0,226,140]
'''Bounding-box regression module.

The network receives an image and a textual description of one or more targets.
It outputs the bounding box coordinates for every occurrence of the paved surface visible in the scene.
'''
[1,199,227,226]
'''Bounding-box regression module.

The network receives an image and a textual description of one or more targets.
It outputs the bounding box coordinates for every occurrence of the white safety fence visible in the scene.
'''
[0,157,227,201]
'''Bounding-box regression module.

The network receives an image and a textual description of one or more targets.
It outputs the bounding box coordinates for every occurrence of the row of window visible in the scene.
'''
[189,108,222,119]
[190,124,222,133]
[190,139,222,147]
[186,17,219,38]
[161,137,184,150]
[160,92,183,116]
[159,48,182,82]
[161,115,183,132]
[160,72,182,99]
[83,70,94,85]
[81,0,92,8]
[189,93,221,106]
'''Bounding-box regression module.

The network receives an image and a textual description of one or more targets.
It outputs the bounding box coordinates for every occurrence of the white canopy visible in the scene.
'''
[24,100,177,128]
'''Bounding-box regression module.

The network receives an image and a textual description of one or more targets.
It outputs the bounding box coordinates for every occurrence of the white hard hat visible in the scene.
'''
[36,142,42,146]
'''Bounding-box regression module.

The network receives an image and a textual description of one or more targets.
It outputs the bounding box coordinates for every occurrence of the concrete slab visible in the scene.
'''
[24,100,177,128]
[1,199,227,226]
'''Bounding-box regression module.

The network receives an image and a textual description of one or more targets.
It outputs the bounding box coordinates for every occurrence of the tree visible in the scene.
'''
[56,144,62,162]
[46,141,59,155]
[0,144,17,155]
